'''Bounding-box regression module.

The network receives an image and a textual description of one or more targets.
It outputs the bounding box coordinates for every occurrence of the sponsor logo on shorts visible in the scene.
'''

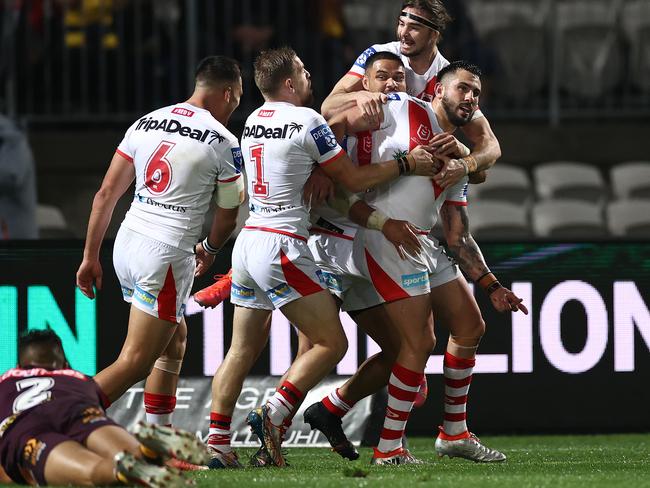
[401,271,429,289]
[121,286,134,298]
[82,406,107,424]
[179,304,186,316]
[231,147,243,173]
[321,272,343,293]
[134,286,156,308]
[266,283,293,303]
[232,283,255,300]
[0,414,18,439]
[23,438,46,466]
[354,46,377,68]
[310,124,338,156]
[461,183,469,198]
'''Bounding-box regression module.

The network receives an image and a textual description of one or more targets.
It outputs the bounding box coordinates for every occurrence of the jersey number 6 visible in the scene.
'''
[145,141,175,194]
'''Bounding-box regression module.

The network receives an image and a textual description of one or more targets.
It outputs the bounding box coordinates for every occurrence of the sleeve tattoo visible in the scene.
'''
[440,204,490,281]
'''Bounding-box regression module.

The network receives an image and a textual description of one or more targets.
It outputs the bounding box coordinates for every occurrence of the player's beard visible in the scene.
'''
[441,95,473,127]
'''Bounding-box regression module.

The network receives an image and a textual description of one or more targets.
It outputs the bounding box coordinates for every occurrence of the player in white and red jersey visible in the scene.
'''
[76,56,245,430]
[205,47,437,469]
[0,330,206,487]
[305,59,528,465]
[322,0,500,191]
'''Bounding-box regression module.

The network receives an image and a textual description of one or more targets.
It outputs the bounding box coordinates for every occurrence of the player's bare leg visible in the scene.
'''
[44,441,122,486]
[94,307,177,402]
[250,290,347,467]
[208,308,271,468]
[429,278,505,462]
[143,319,187,426]
[372,294,433,465]
[304,304,400,460]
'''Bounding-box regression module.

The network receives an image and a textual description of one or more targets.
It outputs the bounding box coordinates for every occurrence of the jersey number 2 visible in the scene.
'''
[145,141,175,194]
[13,377,55,414]
[250,144,269,197]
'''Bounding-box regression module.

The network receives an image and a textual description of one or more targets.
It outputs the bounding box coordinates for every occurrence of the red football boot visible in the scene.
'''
[193,269,232,308]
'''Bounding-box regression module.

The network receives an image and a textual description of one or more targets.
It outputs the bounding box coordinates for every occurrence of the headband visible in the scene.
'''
[400,11,439,31]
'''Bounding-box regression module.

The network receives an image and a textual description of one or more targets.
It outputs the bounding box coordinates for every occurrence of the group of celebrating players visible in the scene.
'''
[0,1,529,486]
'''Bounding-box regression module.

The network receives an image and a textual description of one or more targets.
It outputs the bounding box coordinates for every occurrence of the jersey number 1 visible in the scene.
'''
[250,144,269,197]
[145,141,175,194]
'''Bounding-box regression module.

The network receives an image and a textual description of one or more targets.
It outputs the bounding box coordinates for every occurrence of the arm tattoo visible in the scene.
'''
[441,204,490,281]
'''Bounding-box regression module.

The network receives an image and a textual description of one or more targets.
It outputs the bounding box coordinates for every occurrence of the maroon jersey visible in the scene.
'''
[0,368,102,431]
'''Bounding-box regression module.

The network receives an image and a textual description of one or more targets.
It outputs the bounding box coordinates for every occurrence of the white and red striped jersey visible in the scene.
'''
[241,102,345,240]
[348,41,449,102]
[363,92,468,231]
[116,102,242,253]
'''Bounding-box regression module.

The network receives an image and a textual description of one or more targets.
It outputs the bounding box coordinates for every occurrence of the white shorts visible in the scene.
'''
[113,226,195,323]
[353,228,459,303]
[308,231,383,312]
[230,228,326,310]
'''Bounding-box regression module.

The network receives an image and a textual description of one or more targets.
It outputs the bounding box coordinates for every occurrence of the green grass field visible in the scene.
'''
[12,434,650,487]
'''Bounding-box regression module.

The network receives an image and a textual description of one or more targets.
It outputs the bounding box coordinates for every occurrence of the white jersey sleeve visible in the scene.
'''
[444,177,469,206]
[302,113,346,167]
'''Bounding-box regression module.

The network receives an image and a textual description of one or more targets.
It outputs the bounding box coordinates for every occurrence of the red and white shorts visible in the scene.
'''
[352,228,460,303]
[230,228,327,310]
[308,230,383,312]
[113,226,195,323]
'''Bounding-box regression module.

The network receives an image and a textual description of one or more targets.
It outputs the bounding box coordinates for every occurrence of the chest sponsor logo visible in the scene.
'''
[171,107,194,117]
[354,46,377,68]
[258,109,275,117]
[135,117,220,144]
[231,147,243,173]
[401,271,429,289]
[266,283,294,303]
[134,286,156,308]
[310,124,338,156]
[243,122,303,139]
[232,283,255,300]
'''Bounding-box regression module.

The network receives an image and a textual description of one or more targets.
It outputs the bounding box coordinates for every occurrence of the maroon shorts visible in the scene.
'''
[0,397,119,485]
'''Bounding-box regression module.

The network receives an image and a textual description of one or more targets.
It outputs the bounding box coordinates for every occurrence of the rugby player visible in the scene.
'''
[322,0,500,190]
[206,46,438,468]
[76,56,245,430]
[306,59,527,465]
[0,330,208,487]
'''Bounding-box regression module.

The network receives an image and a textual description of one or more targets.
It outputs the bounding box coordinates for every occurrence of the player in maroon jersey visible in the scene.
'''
[0,330,206,486]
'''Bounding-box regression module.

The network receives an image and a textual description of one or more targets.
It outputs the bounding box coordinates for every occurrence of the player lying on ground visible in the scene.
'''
[0,330,209,487]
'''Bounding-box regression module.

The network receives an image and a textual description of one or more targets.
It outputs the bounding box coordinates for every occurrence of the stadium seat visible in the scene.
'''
[470,163,532,205]
[533,161,606,204]
[36,204,74,238]
[621,0,650,94]
[466,201,532,240]
[532,199,607,238]
[606,199,650,238]
[610,161,650,200]
[466,0,550,103]
[555,0,624,99]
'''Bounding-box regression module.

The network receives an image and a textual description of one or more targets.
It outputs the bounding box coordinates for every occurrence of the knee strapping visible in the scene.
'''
[153,357,183,375]
[449,335,482,350]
